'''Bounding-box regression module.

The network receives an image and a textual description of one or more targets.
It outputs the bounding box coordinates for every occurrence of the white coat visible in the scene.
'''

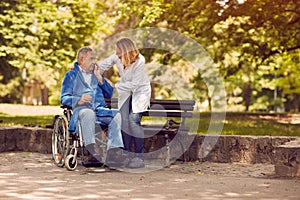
[98,54,151,113]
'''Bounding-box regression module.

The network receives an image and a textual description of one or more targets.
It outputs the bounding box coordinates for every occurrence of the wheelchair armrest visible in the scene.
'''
[61,105,72,109]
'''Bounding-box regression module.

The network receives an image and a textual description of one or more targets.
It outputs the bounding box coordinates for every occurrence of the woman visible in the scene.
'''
[98,38,151,168]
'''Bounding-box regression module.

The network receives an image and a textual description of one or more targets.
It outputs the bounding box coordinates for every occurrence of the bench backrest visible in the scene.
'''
[105,98,195,124]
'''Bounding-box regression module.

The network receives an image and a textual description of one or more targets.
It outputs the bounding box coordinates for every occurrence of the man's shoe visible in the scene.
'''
[88,154,102,163]
[82,160,104,168]
[127,157,145,169]
[82,154,104,167]
[82,161,104,167]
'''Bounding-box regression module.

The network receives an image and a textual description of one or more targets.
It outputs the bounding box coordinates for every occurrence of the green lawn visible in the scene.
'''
[0,113,54,128]
[1,112,299,136]
[192,112,300,136]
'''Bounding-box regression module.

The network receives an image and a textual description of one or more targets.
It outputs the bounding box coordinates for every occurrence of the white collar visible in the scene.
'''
[79,65,92,74]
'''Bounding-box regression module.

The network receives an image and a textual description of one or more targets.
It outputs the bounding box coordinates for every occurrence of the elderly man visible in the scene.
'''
[60,46,124,167]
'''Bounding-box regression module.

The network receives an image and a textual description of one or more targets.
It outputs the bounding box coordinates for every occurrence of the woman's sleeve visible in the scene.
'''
[115,55,146,92]
[97,54,118,74]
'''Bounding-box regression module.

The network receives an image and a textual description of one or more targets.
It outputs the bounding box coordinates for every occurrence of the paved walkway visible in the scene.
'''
[0,152,299,200]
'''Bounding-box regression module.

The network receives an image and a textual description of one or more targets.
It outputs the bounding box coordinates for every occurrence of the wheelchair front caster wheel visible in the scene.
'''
[65,155,77,171]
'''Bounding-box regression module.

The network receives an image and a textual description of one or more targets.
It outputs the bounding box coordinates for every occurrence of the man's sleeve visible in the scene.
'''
[98,75,114,98]
[60,73,80,108]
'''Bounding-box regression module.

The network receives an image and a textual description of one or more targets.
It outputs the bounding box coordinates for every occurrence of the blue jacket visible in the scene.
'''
[60,62,114,133]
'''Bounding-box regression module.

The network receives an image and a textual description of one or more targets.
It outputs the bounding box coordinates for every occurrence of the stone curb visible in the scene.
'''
[0,127,51,154]
[0,127,299,177]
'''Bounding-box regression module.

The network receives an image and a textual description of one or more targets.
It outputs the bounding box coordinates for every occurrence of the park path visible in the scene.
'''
[0,152,299,200]
[0,104,61,116]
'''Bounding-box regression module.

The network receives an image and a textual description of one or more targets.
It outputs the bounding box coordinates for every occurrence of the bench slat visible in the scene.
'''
[144,111,193,118]
[105,98,195,111]
[149,104,195,111]
[150,99,195,106]
[142,125,189,131]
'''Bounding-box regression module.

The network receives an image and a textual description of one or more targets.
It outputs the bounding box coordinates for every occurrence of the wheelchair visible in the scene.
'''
[51,105,107,171]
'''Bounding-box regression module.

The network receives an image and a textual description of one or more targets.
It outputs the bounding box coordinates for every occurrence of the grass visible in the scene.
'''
[192,112,300,137]
[0,110,300,136]
[0,113,54,128]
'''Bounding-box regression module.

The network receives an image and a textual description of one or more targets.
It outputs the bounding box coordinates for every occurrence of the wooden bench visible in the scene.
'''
[105,98,196,165]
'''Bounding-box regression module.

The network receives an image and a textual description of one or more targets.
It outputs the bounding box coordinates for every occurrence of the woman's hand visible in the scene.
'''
[93,63,103,84]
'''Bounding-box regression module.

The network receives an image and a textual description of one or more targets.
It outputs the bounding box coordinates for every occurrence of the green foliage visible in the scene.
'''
[115,0,300,112]
[1,0,300,112]
[0,0,108,104]
[276,51,300,94]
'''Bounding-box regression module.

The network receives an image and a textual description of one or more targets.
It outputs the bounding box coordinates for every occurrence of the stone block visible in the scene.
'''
[4,128,19,152]
[275,164,300,177]
[0,127,52,153]
[274,139,300,177]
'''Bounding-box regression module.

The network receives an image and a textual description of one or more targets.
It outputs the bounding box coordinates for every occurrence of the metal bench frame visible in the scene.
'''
[105,98,195,165]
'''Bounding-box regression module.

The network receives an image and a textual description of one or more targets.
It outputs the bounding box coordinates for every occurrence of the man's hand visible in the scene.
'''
[93,63,103,84]
[78,94,92,105]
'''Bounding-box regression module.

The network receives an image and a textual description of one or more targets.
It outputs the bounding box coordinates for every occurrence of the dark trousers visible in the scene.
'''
[120,96,144,158]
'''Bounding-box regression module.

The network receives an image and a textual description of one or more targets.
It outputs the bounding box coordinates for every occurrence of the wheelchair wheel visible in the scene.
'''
[65,154,77,171]
[52,115,70,167]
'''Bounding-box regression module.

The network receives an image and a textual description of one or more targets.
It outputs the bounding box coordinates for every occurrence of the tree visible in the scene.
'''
[212,0,300,111]
[114,0,300,111]
[0,0,108,104]
[275,50,300,112]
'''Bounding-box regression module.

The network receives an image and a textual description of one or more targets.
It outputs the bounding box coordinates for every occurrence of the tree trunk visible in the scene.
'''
[284,94,291,112]
[293,93,299,112]
[243,82,252,112]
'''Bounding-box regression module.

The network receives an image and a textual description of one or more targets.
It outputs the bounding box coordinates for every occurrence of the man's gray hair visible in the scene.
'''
[76,46,95,61]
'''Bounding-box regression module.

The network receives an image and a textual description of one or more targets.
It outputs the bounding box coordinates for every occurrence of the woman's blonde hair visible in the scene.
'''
[116,38,139,67]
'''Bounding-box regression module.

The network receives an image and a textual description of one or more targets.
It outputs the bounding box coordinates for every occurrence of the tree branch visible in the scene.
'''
[262,45,300,61]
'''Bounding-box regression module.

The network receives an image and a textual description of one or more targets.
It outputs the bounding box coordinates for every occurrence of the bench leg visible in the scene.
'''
[165,134,170,167]
[165,133,188,166]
